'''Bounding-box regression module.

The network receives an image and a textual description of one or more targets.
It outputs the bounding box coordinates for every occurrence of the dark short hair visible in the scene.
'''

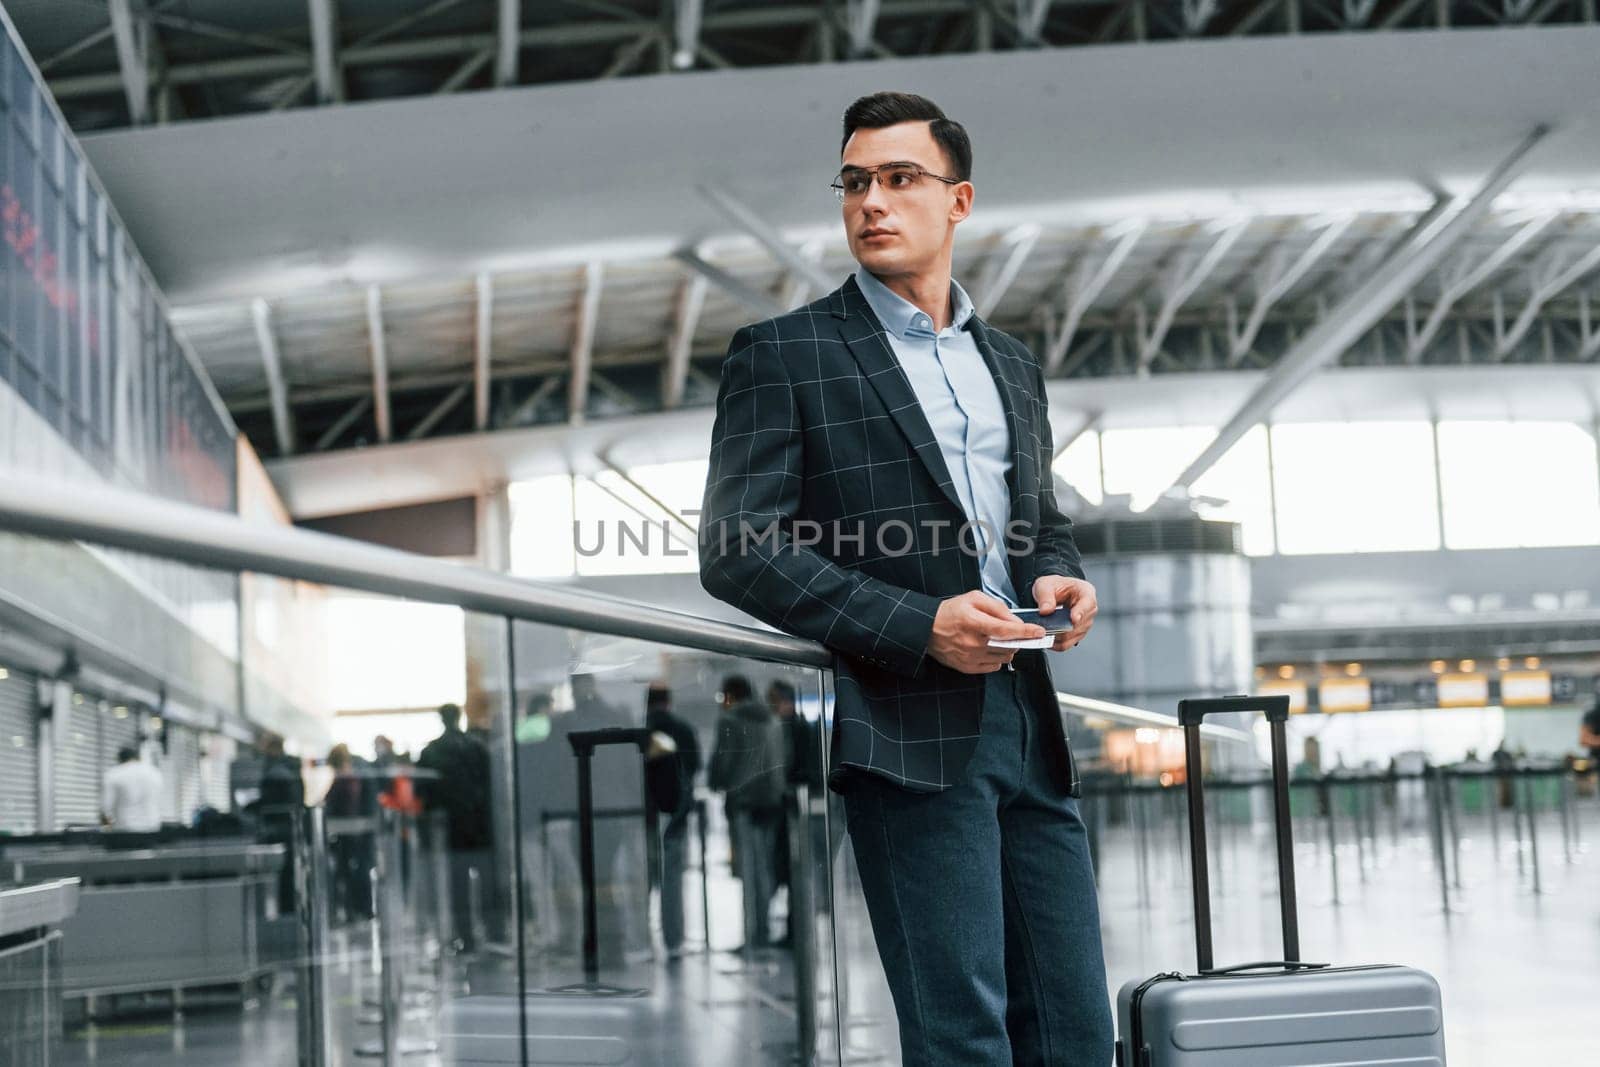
[438,702,462,728]
[721,675,754,702]
[841,91,972,182]
[117,746,138,763]
[767,680,797,705]
[646,684,671,712]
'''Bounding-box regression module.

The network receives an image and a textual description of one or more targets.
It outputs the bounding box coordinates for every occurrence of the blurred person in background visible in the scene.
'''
[766,680,801,948]
[101,745,162,832]
[643,682,701,959]
[709,673,787,951]
[416,702,492,950]
[252,732,305,913]
[325,743,375,920]
[1579,698,1600,761]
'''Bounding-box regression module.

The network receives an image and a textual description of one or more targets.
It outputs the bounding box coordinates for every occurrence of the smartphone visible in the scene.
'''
[1010,607,1073,634]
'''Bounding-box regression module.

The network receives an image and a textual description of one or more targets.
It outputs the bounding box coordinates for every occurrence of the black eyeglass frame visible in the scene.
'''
[830,161,964,201]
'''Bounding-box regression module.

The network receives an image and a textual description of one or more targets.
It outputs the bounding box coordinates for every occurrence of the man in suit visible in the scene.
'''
[699,92,1112,1065]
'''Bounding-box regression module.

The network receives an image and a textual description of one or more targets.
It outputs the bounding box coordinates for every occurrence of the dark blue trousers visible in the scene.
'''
[843,666,1113,1066]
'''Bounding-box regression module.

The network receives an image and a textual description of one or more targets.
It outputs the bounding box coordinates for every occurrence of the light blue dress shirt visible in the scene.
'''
[855,267,1018,607]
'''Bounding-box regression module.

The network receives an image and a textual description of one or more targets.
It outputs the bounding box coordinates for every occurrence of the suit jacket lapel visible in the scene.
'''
[834,277,967,518]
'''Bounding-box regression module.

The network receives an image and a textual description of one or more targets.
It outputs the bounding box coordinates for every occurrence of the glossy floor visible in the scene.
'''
[59,799,1599,1065]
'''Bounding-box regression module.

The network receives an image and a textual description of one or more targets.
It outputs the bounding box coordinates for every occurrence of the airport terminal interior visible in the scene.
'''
[0,2,1598,1064]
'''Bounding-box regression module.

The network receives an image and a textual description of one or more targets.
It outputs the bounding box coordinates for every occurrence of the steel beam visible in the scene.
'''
[569,262,604,425]
[107,0,153,125]
[847,0,883,56]
[974,224,1042,320]
[1406,210,1555,360]
[306,0,344,104]
[1051,410,1100,460]
[673,247,785,318]
[509,373,564,425]
[663,273,709,409]
[365,285,393,443]
[1228,215,1353,365]
[250,298,297,456]
[601,33,658,78]
[1166,125,1549,494]
[440,48,493,93]
[45,3,968,98]
[673,0,704,69]
[1579,291,1600,361]
[314,396,372,451]
[1045,221,1145,375]
[495,0,520,86]
[1016,0,1054,43]
[596,451,699,537]
[408,383,470,440]
[698,185,836,294]
[1494,242,1600,357]
[781,238,826,309]
[1137,218,1247,373]
[475,273,494,430]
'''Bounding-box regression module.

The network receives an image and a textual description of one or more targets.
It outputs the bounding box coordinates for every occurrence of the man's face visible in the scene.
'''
[840,122,972,277]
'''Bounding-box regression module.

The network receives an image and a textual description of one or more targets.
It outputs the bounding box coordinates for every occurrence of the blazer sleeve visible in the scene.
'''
[1026,355,1088,586]
[698,321,943,678]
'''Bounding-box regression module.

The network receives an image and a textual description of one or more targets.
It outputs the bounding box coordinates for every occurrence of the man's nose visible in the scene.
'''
[859,178,890,213]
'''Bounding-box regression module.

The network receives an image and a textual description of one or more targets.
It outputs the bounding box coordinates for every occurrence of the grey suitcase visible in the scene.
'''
[1115,695,1447,1066]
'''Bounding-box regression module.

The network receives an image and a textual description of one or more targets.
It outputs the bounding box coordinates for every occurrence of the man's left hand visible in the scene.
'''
[1032,576,1098,652]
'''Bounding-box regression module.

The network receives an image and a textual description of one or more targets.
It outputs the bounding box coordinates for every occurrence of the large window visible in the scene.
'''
[1191,425,1275,556]
[1436,420,1600,549]
[509,474,577,578]
[1270,421,1441,554]
[509,460,708,579]
[1052,430,1103,506]
[323,593,465,712]
[1099,426,1217,512]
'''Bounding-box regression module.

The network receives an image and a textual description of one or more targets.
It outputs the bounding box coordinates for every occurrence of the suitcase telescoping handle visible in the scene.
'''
[1178,694,1299,974]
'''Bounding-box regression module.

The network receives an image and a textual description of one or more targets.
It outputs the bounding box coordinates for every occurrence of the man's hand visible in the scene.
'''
[927,591,1045,674]
[1033,576,1098,652]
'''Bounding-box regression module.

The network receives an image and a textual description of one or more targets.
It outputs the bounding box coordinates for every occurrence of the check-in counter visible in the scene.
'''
[0,879,80,1066]
[2,843,285,1005]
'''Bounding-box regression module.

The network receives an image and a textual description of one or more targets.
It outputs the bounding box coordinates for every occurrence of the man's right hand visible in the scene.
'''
[927,591,1046,674]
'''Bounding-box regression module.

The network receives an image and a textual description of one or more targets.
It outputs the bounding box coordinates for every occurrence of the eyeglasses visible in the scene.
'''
[831,161,962,202]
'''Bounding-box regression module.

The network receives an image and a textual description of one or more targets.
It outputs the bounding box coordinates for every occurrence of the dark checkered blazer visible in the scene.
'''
[698,274,1085,796]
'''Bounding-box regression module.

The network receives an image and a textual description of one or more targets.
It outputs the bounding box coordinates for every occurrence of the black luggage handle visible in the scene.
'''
[1179,694,1299,974]
[1178,694,1291,725]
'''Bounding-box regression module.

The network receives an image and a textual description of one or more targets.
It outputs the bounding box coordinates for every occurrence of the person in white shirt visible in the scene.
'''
[102,746,164,832]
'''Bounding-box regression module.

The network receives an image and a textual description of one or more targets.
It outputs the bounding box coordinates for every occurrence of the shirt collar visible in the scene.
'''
[855,267,975,340]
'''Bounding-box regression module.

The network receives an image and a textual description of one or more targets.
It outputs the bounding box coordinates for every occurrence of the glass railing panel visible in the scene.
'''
[489,616,831,1066]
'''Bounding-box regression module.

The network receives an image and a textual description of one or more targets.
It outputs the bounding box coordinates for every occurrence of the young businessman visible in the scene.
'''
[699,92,1111,1064]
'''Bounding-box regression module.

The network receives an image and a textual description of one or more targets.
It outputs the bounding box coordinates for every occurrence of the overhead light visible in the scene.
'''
[1276,665,1295,680]
[1496,657,1511,671]
[1344,663,1361,676]
[72,693,84,706]
[0,667,8,680]
[1523,656,1541,669]
[1430,660,1447,675]
[113,706,129,719]
[1459,659,1476,673]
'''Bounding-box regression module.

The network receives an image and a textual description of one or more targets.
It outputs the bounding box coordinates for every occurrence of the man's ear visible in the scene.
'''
[949,181,974,225]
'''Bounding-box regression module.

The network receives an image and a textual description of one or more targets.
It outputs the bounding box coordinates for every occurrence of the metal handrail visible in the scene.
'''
[0,473,823,668]
[0,472,1244,740]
